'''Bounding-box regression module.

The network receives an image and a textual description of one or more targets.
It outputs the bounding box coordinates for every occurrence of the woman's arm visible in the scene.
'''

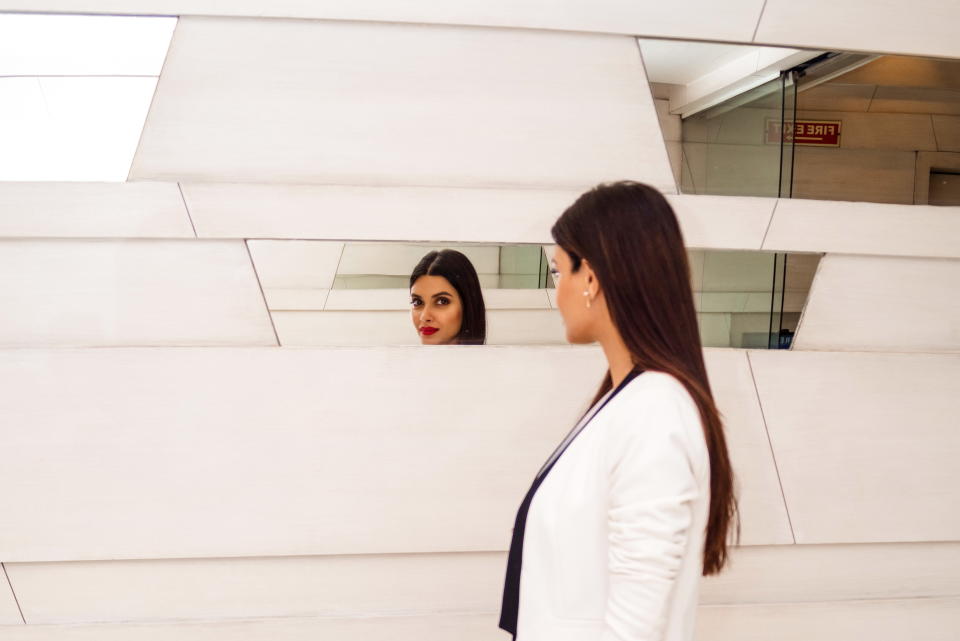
[601,380,704,641]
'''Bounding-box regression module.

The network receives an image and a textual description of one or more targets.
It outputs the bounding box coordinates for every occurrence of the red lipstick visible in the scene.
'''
[420,327,439,336]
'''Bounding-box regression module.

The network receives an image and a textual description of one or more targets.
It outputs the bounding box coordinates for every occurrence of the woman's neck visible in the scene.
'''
[598,327,635,389]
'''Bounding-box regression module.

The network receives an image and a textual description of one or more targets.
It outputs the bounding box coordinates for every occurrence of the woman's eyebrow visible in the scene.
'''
[432,291,453,298]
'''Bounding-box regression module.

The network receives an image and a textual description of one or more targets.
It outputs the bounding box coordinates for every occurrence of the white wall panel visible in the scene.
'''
[0,346,786,562]
[666,195,775,250]
[0,1,767,43]
[0,346,608,562]
[131,19,674,191]
[0,182,192,238]
[696,597,960,641]
[793,254,960,352]
[700,542,960,605]
[0,240,276,346]
[0,600,957,641]
[749,350,960,543]
[182,183,577,243]
[184,183,778,250]
[6,552,504,624]
[703,350,792,545]
[763,199,960,258]
[0,613,502,641]
[754,0,960,59]
[0,569,21,624]
[8,542,959,624]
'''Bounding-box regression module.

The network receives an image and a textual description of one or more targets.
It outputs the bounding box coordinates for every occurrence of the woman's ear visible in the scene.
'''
[581,258,601,298]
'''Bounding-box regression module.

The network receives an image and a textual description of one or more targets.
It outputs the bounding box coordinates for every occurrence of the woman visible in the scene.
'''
[409,249,486,345]
[499,182,737,641]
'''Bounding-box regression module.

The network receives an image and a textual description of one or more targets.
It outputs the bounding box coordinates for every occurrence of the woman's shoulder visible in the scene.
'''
[620,370,698,409]
[604,369,709,470]
[607,370,705,440]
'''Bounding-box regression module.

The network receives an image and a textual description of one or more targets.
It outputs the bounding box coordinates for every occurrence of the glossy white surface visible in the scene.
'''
[666,194,776,250]
[701,541,960,604]
[750,350,960,543]
[763,199,960,258]
[0,613,502,641]
[185,184,783,249]
[0,569,21,624]
[696,597,960,641]
[0,240,276,346]
[7,542,958,624]
[0,346,607,561]
[132,18,674,191]
[6,552,504,624]
[755,0,960,59]
[0,346,792,562]
[0,182,193,238]
[704,350,793,545]
[182,183,577,243]
[793,254,960,352]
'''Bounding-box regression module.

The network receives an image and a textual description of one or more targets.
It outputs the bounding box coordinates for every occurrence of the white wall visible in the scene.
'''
[1,7,959,641]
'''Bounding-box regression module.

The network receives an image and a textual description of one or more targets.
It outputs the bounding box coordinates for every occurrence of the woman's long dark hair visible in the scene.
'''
[410,249,487,345]
[551,181,738,575]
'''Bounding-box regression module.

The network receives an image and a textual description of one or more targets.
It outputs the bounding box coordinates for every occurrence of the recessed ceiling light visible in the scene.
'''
[0,13,176,181]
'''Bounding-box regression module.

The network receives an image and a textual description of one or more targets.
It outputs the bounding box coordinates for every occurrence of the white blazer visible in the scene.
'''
[515,371,710,641]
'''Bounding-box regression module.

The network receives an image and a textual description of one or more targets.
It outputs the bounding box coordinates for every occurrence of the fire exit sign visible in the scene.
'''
[766,119,842,146]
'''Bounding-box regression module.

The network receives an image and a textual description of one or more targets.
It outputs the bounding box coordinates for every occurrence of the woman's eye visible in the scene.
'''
[437,297,449,305]
[550,268,560,278]
[411,299,422,307]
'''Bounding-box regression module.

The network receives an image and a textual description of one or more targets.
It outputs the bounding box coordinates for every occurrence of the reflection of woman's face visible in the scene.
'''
[410,275,463,345]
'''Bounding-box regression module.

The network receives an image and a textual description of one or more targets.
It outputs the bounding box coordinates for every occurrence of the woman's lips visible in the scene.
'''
[420,327,439,336]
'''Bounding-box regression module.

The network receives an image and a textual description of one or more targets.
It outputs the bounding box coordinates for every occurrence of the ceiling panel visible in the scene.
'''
[0,1,767,43]
[0,77,158,181]
[129,18,675,191]
[0,13,174,76]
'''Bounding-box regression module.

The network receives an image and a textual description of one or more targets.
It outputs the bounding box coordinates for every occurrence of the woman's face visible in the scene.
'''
[410,275,463,345]
[552,246,596,344]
